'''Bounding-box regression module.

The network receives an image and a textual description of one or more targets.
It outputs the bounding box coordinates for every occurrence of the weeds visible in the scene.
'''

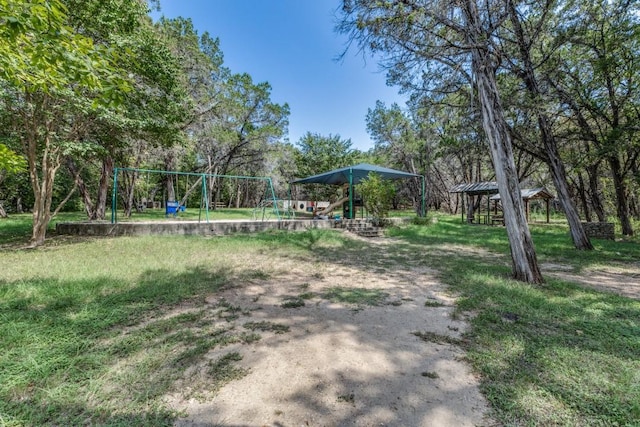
[412,331,462,346]
[207,352,248,392]
[323,287,388,306]
[424,299,445,307]
[281,297,305,308]
[298,292,315,300]
[243,321,290,334]
[337,393,355,404]
[421,371,439,379]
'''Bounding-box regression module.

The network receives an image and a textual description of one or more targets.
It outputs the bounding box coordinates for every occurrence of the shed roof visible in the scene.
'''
[291,163,420,185]
[449,181,499,195]
[490,187,555,201]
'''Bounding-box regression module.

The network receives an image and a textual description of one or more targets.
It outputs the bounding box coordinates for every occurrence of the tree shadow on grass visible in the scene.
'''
[0,265,244,426]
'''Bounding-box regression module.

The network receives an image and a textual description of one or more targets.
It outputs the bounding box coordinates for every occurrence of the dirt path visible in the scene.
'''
[165,233,639,427]
[167,257,492,426]
[543,263,640,300]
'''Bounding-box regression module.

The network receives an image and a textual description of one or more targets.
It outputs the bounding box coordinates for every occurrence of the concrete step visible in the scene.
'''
[337,219,385,237]
[354,230,383,237]
[347,226,383,237]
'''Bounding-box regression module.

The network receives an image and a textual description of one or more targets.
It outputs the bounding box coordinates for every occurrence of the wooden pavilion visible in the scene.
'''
[450,182,555,225]
[490,187,555,223]
[449,181,499,224]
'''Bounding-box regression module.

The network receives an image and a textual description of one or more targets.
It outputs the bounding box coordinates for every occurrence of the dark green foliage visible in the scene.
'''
[294,132,358,201]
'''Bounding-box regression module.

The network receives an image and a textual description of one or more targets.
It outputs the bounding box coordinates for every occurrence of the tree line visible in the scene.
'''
[339,0,640,283]
[1,0,639,280]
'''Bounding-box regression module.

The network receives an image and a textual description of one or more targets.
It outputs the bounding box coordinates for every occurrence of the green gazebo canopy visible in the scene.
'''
[291,163,420,185]
[291,163,424,218]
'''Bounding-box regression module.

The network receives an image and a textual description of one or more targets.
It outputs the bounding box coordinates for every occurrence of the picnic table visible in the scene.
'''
[490,215,504,226]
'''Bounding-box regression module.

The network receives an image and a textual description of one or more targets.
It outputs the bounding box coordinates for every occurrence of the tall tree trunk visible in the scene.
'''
[21,92,78,245]
[586,162,606,222]
[632,161,640,220]
[235,180,242,208]
[29,135,59,246]
[466,194,474,223]
[575,173,591,222]
[67,158,95,219]
[630,197,639,221]
[67,156,112,221]
[121,170,138,218]
[24,98,61,247]
[507,0,592,250]
[0,174,6,217]
[464,0,543,284]
[608,154,633,235]
[95,157,114,220]
[546,147,593,249]
[165,153,176,202]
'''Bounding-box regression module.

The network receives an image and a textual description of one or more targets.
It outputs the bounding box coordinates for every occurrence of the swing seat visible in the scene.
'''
[166,201,179,216]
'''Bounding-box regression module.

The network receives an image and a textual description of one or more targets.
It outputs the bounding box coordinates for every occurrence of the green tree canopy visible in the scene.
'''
[0,143,26,175]
[294,132,359,202]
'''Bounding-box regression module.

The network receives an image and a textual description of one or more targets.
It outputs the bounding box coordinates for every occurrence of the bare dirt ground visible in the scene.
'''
[166,239,493,426]
[543,262,640,300]
[165,234,639,427]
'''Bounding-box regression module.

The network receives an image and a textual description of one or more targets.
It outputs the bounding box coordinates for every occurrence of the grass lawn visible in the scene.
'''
[1,212,638,426]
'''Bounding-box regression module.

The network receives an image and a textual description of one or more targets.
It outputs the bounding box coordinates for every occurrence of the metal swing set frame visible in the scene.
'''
[110,167,280,224]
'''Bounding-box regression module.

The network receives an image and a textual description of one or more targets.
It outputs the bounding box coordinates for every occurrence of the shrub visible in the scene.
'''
[356,173,395,226]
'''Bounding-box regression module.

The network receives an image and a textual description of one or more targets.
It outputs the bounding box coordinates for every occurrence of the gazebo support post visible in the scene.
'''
[467,194,474,223]
[487,193,490,224]
[546,199,550,223]
[349,168,353,219]
[421,175,426,217]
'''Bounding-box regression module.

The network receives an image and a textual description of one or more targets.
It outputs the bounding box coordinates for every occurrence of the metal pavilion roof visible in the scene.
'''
[291,163,420,186]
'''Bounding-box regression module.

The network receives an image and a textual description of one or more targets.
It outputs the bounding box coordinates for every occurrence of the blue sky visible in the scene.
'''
[151,0,407,151]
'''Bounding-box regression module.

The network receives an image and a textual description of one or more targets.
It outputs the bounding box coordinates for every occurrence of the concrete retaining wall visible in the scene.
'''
[56,219,337,237]
[581,222,615,240]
